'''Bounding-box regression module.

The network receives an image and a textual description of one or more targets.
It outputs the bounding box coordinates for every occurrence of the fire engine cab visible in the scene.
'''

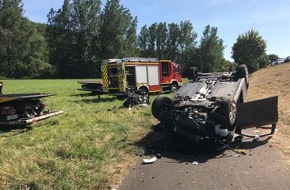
[101,57,182,96]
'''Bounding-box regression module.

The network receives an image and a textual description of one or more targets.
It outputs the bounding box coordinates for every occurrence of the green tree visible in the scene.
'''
[219,58,236,72]
[72,0,101,77]
[198,25,224,72]
[156,22,167,59]
[0,0,51,78]
[47,0,101,78]
[123,16,138,57]
[47,0,74,78]
[137,25,149,57]
[178,21,198,69]
[232,29,267,73]
[178,21,197,54]
[147,23,157,57]
[258,52,270,68]
[100,0,137,59]
[180,46,198,77]
[24,22,54,78]
[0,0,25,77]
[268,53,278,64]
[166,23,179,61]
[137,21,199,75]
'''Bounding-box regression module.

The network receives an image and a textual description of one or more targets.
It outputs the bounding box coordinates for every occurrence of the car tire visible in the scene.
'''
[236,64,249,88]
[218,100,237,130]
[151,95,172,119]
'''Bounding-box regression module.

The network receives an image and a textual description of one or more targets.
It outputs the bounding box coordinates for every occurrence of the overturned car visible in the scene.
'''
[151,65,278,150]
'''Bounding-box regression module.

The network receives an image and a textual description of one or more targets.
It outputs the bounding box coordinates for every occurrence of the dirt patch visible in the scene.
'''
[247,63,290,164]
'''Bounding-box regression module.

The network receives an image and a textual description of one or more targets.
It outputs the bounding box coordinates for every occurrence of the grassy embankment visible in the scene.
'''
[0,79,158,189]
[247,62,290,163]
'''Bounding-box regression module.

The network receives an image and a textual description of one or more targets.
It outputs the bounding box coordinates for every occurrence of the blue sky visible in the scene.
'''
[22,0,290,61]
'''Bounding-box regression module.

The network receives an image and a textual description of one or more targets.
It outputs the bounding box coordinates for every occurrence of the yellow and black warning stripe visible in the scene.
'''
[102,65,109,92]
[117,63,125,92]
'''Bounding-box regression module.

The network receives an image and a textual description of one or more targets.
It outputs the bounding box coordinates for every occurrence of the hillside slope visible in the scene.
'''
[248,62,290,163]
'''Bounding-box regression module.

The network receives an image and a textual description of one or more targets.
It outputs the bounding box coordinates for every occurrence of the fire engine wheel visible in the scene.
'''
[170,83,178,93]
[151,95,172,119]
[139,86,148,95]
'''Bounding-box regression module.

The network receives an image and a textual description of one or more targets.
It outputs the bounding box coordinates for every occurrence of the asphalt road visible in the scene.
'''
[118,129,290,190]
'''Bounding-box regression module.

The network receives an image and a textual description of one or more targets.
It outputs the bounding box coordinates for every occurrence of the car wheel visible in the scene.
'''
[228,101,237,126]
[236,64,249,88]
[218,100,237,130]
[151,95,172,119]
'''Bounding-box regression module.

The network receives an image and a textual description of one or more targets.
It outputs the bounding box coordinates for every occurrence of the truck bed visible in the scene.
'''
[0,93,55,103]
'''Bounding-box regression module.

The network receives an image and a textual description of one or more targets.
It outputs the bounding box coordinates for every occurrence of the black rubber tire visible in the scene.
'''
[139,86,148,95]
[236,64,249,87]
[151,95,172,119]
[218,100,237,130]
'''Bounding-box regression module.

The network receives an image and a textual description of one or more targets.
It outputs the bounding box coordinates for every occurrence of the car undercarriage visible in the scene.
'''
[151,65,278,150]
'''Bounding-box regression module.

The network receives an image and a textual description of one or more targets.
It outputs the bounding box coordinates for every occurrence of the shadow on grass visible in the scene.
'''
[73,97,117,104]
[72,92,127,99]
[0,125,32,137]
[71,92,103,97]
[71,93,118,104]
[133,124,272,164]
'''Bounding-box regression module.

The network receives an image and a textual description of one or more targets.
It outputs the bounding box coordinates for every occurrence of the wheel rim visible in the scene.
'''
[229,102,237,125]
[171,85,177,92]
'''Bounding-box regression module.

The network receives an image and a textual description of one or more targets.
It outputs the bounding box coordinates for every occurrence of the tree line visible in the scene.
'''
[0,0,272,79]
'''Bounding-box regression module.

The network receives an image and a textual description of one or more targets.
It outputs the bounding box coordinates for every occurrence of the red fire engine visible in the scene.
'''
[78,57,183,96]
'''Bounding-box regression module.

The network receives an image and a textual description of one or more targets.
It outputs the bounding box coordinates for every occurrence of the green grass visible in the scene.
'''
[0,79,160,189]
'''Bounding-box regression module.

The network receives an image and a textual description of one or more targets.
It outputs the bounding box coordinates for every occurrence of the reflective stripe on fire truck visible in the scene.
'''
[117,63,125,92]
[102,64,109,92]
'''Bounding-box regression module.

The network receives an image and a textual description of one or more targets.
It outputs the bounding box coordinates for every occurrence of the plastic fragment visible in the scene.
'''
[233,154,240,157]
[142,156,157,164]
[192,161,199,165]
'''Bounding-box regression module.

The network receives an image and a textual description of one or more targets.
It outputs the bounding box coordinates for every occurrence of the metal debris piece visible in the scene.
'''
[233,149,247,155]
[253,131,260,141]
[122,91,150,109]
[253,134,260,141]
